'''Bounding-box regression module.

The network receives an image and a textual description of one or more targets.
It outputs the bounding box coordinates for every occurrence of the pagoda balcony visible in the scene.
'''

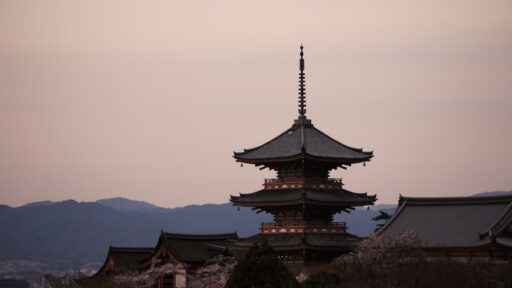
[260,221,347,234]
[263,178,343,190]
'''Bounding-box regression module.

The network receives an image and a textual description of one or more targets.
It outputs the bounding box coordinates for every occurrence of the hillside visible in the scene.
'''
[11,191,512,277]
[96,197,171,213]
[5,191,509,278]
[0,197,394,278]
[472,190,512,197]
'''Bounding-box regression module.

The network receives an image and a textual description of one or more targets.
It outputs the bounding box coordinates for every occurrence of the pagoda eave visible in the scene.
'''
[230,188,377,208]
[229,232,362,251]
[230,199,375,208]
[234,153,372,166]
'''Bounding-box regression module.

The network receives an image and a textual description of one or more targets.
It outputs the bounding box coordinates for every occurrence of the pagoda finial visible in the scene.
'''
[298,45,306,117]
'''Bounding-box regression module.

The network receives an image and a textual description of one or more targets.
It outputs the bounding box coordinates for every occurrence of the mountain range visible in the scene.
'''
[0,190,510,278]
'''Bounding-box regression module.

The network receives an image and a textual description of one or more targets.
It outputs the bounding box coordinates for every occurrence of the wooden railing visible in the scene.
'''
[260,221,347,234]
[263,178,343,190]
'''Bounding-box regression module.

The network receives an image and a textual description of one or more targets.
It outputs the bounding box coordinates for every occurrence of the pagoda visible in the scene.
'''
[229,46,376,264]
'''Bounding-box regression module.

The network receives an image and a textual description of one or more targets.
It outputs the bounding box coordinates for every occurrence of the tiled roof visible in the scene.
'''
[157,232,237,264]
[378,195,512,248]
[162,232,238,240]
[231,188,376,206]
[233,122,372,164]
[96,247,154,275]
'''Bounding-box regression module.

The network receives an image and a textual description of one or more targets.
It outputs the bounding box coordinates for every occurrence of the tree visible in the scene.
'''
[225,241,299,288]
[372,210,391,232]
[296,232,510,288]
[302,263,344,288]
[188,255,236,288]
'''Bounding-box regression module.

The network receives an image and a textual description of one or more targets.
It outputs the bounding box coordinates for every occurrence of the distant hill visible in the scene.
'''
[0,197,394,276]
[18,200,54,208]
[96,197,170,213]
[0,199,272,275]
[19,197,169,213]
[3,190,509,277]
[472,190,512,197]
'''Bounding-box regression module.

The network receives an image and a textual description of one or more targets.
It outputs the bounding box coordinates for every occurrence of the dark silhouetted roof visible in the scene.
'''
[95,247,154,275]
[234,121,373,164]
[378,195,512,248]
[156,232,238,264]
[230,232,360,249]
[231,188,376,207]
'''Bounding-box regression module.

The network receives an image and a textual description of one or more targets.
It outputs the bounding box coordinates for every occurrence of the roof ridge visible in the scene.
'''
[480,200,512,238]
[234,125,298,156]
[162,232,238,240]
[308,125,373,156]
[399,194,512,205]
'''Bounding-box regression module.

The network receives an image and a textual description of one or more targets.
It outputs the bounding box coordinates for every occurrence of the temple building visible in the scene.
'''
[229,46,376,264]
[94,232,238,287]
[378,194,512,262]
[95,247,154,275]
[142,231,237,268]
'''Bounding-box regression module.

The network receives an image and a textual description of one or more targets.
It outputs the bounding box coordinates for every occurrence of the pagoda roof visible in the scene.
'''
[153,231,238,264]
[230,232,360,249]
[377,194,512,248]
[95,246,154,276]
[233,120,373,165]
[231,188,376,207]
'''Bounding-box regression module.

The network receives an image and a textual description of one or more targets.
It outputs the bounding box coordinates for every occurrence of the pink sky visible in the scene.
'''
[1,0,512,207]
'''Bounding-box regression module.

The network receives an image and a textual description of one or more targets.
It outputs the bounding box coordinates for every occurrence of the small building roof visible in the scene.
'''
[95,246,154,276]
[231,188,376,207]
[153,232,238,264]
[233,121,373,165]
[378,194,512,248]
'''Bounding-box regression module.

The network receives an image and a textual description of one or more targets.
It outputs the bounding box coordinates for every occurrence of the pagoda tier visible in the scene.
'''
[234,120,373,170]
[231,188,376,207]
[231,188,375,237]
[231,233,360,250]
[230,233,361,263]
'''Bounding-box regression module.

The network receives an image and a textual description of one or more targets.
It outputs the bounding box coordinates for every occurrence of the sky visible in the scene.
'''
[1,0,511,208]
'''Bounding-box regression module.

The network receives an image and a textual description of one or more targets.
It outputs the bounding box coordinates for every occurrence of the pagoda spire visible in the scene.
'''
[298,45,306,118]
